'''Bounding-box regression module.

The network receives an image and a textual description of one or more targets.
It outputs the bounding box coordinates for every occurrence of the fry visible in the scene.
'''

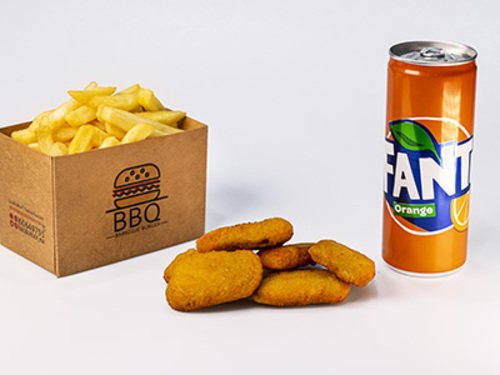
[37,82,99,131]
[89,120,106,132]
[46,100,81,130]
[47,142,68,156]
[99,136,120,149]
[28,110,54,132]
[92,126,109,147]
[65,105,96,127]
[135,110,185,126]
[104,122,126,140]
[68,125,95,154]
[68,86,117,104]
[138,88,164,111]
[116,83,141,96]
[121,123,156,144]
[11,128,37,145]
[87,94,139,111]
[97,106,182,135]
[28,143,40,151]
[148,129,171,138]
[53,126,78,142]
[36,117,54,153]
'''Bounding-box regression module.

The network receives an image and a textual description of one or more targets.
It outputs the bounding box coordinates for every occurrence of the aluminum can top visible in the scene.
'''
[389,41,477,66]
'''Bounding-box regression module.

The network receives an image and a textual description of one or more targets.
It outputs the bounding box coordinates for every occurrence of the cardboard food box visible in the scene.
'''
[0,117,207,277]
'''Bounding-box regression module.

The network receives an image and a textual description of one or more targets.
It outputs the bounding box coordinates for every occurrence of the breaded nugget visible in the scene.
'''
[258,243,314,270]
[196,217,293,253]
[308,240,375,287]
[163,248,197,283]
[252,269,350,306]
[166,250,263,312]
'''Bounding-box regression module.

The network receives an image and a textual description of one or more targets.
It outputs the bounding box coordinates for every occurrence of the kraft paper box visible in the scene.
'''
[0,117,207,277]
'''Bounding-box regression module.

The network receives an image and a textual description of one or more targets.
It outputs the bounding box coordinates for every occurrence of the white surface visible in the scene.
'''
[1,1,499,374]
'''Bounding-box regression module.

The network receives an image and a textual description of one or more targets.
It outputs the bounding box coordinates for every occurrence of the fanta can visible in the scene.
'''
[382,41,477,276]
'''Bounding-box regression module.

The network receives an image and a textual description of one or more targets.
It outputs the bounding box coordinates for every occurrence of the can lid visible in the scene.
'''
[390,41,477,66]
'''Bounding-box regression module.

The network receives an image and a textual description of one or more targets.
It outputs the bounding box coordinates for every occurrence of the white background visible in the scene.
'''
[1,1,499,374]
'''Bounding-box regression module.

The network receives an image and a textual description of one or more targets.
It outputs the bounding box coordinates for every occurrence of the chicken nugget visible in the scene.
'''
[308,240,375,287]
[258,243,314,270]
[166,250,263,312]
[196,217,293,253]
[252,269,350,306]
[163,248,197,283]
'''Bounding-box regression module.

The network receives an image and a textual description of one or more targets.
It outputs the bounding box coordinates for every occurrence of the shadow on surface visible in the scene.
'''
[346,281,378,303]
[188,298,260,314]
[186,296,351,314]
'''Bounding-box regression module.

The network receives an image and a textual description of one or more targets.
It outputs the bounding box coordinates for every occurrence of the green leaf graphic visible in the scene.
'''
[390,121,441,162]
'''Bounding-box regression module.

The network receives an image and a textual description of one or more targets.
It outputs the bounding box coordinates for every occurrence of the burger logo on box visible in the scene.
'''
[113,164,161,209]
[106,163,168,236]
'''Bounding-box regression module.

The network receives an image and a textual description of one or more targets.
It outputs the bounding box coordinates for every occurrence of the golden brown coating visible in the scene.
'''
[196,217,293,253]
[163,248,197,283]
[166,250,263,312]
[252,269,350,306]
[258,243,315,270]
[308,240,375,287]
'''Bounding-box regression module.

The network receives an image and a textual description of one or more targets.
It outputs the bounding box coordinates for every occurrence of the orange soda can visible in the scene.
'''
[382,41,477,276]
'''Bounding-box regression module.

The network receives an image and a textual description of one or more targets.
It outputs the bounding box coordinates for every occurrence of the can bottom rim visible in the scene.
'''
[385,262,465,278]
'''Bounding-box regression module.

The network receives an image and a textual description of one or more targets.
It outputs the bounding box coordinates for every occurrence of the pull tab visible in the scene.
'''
[420,47,445,59]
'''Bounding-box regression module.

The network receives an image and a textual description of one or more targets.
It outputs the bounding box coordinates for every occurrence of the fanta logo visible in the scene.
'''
[384,118,473,234]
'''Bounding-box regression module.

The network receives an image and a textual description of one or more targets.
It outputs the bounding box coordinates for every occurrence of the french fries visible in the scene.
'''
[92,127,109,148]
[87,94,138,111]
[68,125,95,154]
[122,123,156,144]
[138,88,164,111]
[36,117,54,153]
[105,122,126,140]
[48,142,68,157]
[67,86,116,104]
[116,84,141,96]
[134,110,185,126]
[11,128,37,145]
[53,126,78,142]
[96,106,182,135]
[99,136,120,149]
[65,105,96,127]
[11,82,186,156]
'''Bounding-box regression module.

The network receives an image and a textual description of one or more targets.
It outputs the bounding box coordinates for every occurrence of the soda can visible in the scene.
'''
[382,41,478,276]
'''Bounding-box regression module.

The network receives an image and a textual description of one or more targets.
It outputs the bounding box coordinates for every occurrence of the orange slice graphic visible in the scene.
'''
[451,192,470,232]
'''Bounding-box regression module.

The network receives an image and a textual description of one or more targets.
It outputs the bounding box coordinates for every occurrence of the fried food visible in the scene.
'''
[11,128,37,145]
[96,106,182,135]
[196,217,293,253]
[11,82,187,155]
[166,250,263,312]
[308,240,375,287]
[68,124,95,154]
[138,88,165,111]
[121,123,156,144]
[135,110,185,126]
[258,243,314,270]
[99,136,121,149]
[163,248,197,283]
[252,269,350,306]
